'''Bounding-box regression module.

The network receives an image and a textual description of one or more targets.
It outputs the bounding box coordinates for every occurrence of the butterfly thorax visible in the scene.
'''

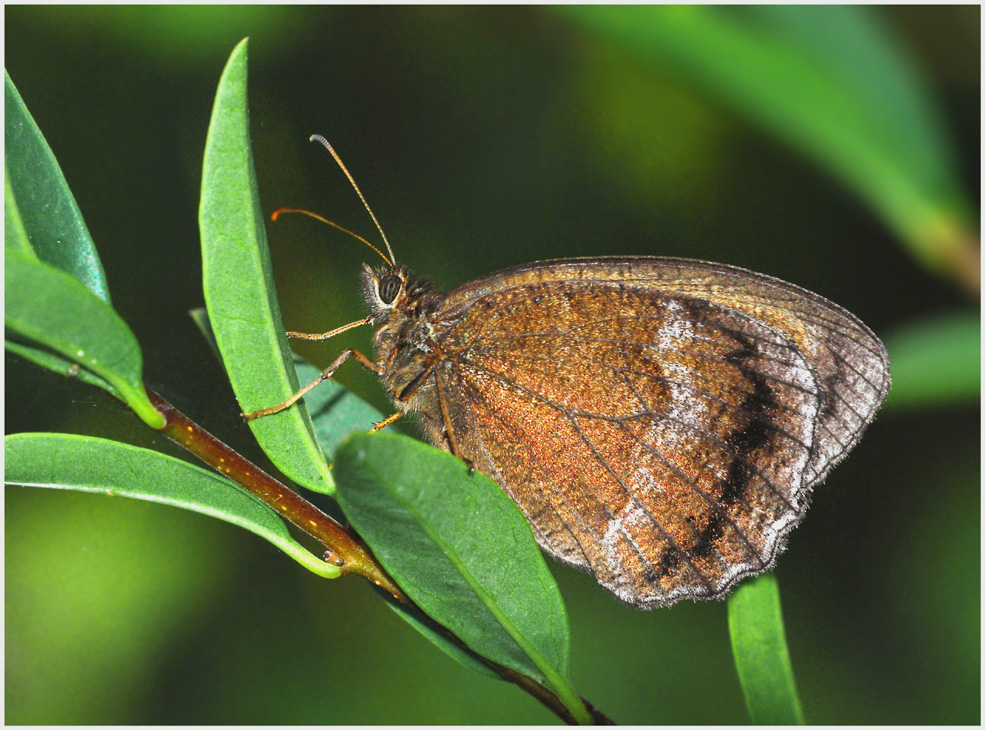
[360,263,451,412]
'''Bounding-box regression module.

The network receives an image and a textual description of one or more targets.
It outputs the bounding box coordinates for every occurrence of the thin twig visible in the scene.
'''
[143,387,612,724]
[146,389,401,597]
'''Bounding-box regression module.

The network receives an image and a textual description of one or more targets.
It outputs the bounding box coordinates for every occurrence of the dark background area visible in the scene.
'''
[5,6,979,724]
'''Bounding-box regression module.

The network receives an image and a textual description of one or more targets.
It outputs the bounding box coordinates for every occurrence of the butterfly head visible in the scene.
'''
[360,263,436,324]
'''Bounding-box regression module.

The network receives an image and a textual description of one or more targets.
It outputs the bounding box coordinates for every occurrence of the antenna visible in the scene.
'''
[271,207,392,265]
[309,134,396,265]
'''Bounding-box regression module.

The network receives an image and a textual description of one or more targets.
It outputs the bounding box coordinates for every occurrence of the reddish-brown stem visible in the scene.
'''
[485,662,613,724]
[145,389,403,600]
[143,388,610,725]
[385,596,611,725]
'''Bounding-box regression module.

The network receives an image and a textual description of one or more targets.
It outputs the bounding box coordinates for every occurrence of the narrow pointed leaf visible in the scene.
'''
[334,432,587,722]
[199,38,333,494]
[5,338,122,400]
[737,5,959,199]
[290,346,497,678]
[556,7,974,282]
[383,595,502,680]
[188,306,222,362]
[5,249,164,428]
[728,573,804,724]
[293,355,397,458]
[5,165,35,256]
[4,69,110,302]
[4,433,340,580]
[297,363,495,681]
[191,305,394,462]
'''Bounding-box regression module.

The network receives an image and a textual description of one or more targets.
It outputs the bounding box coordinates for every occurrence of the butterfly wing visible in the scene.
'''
[423,257,889,608]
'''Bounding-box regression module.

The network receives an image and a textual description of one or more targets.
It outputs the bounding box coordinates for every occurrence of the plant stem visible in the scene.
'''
[145,388,401,597]
[388,594,612,725]
[144,387,610,725]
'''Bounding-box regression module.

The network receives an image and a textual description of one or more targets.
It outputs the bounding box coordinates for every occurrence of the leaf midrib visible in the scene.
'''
[374,459,582,716]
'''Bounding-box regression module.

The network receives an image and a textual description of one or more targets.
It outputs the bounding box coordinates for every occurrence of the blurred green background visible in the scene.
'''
[5,6,979,724]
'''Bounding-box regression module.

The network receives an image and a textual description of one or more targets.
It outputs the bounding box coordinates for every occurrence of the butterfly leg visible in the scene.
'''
[435,373,475,473]
[286,316,373,341]
[242,348,379,421]
[371,411,403,432]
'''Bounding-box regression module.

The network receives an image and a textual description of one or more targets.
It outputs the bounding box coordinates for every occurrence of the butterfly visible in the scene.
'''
[250,136,891,609]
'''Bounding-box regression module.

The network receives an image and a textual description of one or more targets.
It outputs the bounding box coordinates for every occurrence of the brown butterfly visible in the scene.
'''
[250,136,891,609]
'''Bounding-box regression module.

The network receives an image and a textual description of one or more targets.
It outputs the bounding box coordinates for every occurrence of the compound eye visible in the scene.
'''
[377,275,402,305]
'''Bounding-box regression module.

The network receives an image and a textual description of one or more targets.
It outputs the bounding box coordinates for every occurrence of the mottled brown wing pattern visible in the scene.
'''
[612,258,891,487]
[421,258,889,608]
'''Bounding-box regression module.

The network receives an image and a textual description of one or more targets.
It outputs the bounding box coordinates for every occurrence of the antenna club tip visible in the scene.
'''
[270,209,282,222]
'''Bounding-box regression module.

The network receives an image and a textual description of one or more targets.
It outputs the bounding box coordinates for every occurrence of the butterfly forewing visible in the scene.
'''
[404,258,889,608]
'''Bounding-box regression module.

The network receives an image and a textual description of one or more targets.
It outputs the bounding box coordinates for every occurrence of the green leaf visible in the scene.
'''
[4,338,122,400]
[334,432,588,724]
[884,311,980,409]
[728,573,804,725]
[4,433,340,581]
[4,69,111,302]
[188,306,223,362]
[4,71,147,420]
[189,307,388,454]
[382,595,502,681]
[192,302,478,674]
[199,38,333,495]
[294,357,493,681]
[736,6,958,198]
[5,164,35,256]
[191,302,393,459]
[555,7,974,280]
[5,248,164,428]
[293,355,398,458]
